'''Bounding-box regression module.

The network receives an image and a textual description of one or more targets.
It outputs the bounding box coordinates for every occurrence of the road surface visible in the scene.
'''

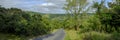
[31,29,65,40]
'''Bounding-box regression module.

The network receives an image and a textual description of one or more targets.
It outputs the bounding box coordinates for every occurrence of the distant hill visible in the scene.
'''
[25,11,66,18]
[25,11,95,19]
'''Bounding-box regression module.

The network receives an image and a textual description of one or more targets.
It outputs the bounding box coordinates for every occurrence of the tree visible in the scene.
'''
[97,0,120,32]
[107,0,120,32]
[92,0,106,15]
[63,0,88,30]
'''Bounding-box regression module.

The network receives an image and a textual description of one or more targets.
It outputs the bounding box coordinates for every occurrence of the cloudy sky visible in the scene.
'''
[0,0,112,13]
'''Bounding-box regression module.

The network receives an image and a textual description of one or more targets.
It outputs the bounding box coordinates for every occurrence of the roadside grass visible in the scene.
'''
[0,33,40,40]
[0,33,27,40]
[64,29,82,40]
[63,29,112,40]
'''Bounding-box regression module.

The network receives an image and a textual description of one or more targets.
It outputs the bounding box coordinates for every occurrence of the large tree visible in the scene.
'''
[63,0,88,30]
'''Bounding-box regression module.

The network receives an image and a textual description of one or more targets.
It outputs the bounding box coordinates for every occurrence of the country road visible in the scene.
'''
[31,29,65,40]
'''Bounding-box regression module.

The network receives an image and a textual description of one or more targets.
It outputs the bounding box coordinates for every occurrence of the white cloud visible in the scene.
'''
[41,3,56,6]
[33,0,66,13]
[0,0,66,13]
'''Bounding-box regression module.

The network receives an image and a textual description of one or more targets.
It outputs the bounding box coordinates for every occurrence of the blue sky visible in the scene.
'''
[97,0,113,7]
[0,0,113,13]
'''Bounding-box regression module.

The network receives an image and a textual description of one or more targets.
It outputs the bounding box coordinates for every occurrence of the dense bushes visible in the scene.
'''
[0,6,50,36]
[99,1,120,33]
[80,31,110,40]
[80,31,120,40]
[110,32,120,40]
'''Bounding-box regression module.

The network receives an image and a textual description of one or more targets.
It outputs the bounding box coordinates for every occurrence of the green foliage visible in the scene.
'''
[92,0,106,14]
[0,33,27,40]
[99,13,116,32]
[110,32,120,40]
[64,0,88,30]
[80,31,110,40]
[99,0,120,33]
[79,14,102,33]
[0,6,50,36]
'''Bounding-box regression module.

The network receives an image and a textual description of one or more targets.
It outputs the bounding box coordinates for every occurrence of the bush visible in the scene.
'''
[0,7,50,36]
[80,31,110,40]
[109,32,120,40]
[97,12,120,33]
[80,14,102,32]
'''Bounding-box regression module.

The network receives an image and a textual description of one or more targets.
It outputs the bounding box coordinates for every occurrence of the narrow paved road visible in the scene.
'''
[31,29,65,40]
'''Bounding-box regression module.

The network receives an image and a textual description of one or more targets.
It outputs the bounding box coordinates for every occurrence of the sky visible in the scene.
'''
[0,0,113,13]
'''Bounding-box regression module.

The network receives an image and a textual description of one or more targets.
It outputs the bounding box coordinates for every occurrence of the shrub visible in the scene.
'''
[80,15,102,32]
[109,32,120,40]
[0,7,50,36]
[80,31,110,40]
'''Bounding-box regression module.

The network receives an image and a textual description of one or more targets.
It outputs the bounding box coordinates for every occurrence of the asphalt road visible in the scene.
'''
[31,29,65,40]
